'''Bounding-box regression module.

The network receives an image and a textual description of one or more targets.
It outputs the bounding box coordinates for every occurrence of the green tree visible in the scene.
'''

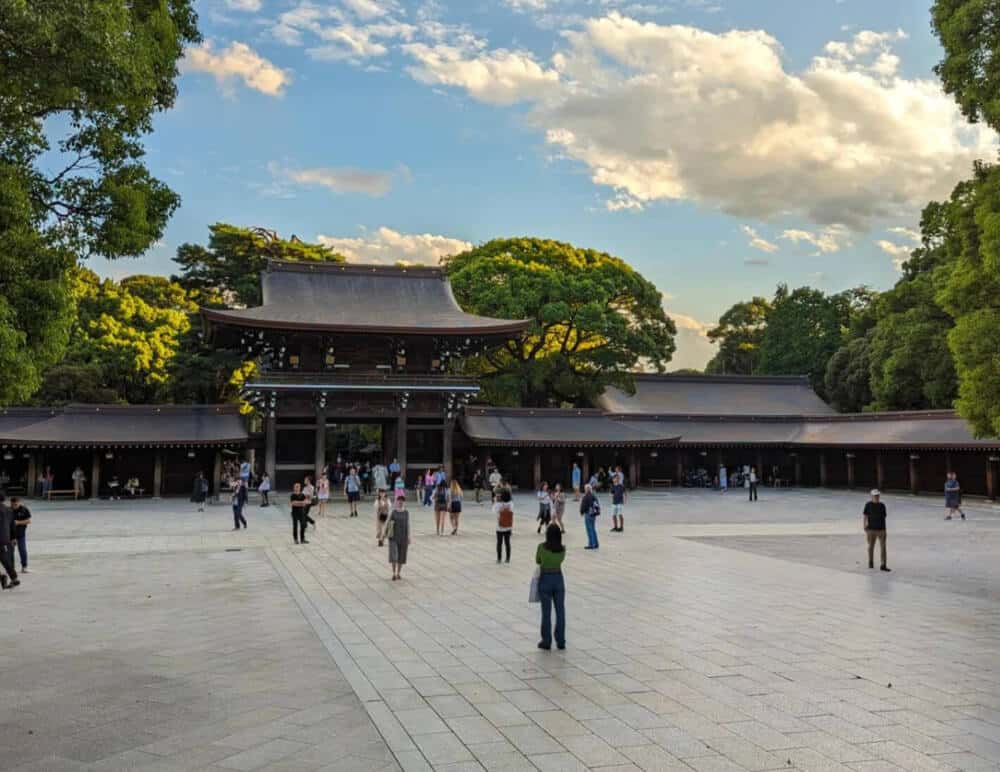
[0,0,198,403]
[932,0,1000,130]
[174,224,344,306]
[824,335,874,412]
[704,297,771,375]
[445,238,676,407]
[758,286,848,397]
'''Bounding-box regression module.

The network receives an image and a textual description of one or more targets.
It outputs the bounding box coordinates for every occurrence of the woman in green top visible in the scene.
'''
[536,524,566,650]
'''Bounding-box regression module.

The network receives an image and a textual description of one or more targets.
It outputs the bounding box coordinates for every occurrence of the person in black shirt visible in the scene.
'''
[231,479,248,530]
[0,495,19,588]
[10,497,30,573]
[863,489,890,571]
[289,483,309,544]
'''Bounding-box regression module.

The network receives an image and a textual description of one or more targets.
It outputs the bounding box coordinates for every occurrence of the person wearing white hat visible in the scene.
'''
[863,489,890,572]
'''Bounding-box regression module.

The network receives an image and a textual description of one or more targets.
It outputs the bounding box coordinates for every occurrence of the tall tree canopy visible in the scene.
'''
[174,224,344,307]
[445,238,676,407]
[704,297,771,375]
[0,0,199,403]
[932,0,1000,130]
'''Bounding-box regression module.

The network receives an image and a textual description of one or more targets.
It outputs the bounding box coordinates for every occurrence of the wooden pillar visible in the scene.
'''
[532,451,542,489]
[846,454,856,490]
[987,456,997,501]
[876,452,884,492]
[264,415,276,483]
[443,420,455,481]
[675,451,683,484]
[909,454,919,495]
[153,451,163,499]
[26,453,37,498]
[314,404,326,480]
[945,450,952,474]
[581,454,590,485]
[629,450,639,489]
[90,450,101,500]
[755,450,764,478]
[793,454,802,486]
[819,453,827,487]
[212,451,223,503]
[397,410,408,479]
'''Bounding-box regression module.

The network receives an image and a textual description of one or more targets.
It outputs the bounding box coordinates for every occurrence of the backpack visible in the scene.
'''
[435,490,447,506]
[498,503,513,529]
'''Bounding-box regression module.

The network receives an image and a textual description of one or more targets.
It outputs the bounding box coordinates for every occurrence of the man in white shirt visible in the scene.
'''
[748,466,758,502]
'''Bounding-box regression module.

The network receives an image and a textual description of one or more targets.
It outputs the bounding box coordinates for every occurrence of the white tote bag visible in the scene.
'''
[529,568,541,603]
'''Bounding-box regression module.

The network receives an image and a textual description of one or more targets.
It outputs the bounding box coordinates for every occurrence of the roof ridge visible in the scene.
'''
[267,259,444,278]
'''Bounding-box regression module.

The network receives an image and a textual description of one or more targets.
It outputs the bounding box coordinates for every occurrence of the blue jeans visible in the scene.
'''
[538,572,565,647]
[15,533,26,569]
[584,514,599,548]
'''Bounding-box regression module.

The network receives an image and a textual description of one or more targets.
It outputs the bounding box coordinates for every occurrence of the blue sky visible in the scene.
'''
[94,0,997,369]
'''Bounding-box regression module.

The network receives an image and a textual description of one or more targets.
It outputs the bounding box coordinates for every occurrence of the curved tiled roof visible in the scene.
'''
[461,408,680,447]
[202,261,532,336]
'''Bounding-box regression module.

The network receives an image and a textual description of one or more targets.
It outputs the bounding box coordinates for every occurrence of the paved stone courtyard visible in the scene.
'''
[1,488,998,771]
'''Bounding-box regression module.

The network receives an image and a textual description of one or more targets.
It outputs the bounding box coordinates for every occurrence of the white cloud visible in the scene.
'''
[342,0,399,20]
[740,225,778,253]
[876,239,913,271]
[398,15,994,230]
[271,162,396,196]
[664,306,717,371]
[780,224,852,254]
[888,226,921,243]
[308,21,415,62]
[272,2,413,60]
[183,41,290,96]
[225,0,262,11]
[316,227,472,264]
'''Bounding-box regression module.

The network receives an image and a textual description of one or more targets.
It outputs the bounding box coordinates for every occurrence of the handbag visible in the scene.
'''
[529,568,540,604]
[383,515,395,540]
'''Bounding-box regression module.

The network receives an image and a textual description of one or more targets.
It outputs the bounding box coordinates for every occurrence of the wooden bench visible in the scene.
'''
[47,489,77,500]
[649,479,672,488]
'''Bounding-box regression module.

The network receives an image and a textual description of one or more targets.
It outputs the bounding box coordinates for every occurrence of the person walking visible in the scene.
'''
[10,497,30,574]
[375,490,391,546]
[551,484,566,531]
[863,489,890,571]
[571,462,581,501]
[289,482,309,544]
[361,463,372,496]
[373,462,388,494]
[387,495,410,581]
[393,472,406,501]
[536,482,551,534]
[258,473,271,506]
[748,466,758,502]
[580,484,600,550]
[344,468,361,517]
[192,471,209,512]
[488,467,502,503]
[302,476,318,530]
[944,471,965,520]
[610,474,626,533]
[317,474,331,517]
[472,468,484,504]
[71,465,86,499]
[494,487,514,563]
[231,478,248,530]
[41,466,54,499]
[536,523,566,650]
[0,496,19,589]
[433,480,449,535]
[718,464,728,493]
[239,459,251,486]
[448,479,463,535]
[421,469,434,508]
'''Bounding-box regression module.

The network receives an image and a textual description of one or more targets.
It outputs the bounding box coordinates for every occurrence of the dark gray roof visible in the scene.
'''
[598,374,837,416]
[462,408,680,447]
[619,418,802,446]
[0,405,247,447]
[203,261,531,336]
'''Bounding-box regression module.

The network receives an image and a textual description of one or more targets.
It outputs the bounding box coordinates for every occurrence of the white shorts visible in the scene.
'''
[613,503,624,516]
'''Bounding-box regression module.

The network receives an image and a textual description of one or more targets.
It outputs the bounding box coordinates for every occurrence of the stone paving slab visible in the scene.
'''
[3,489,999,770]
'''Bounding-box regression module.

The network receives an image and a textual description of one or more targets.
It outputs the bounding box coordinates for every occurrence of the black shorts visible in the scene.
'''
[450,502,462,514]
[347,491,360,502]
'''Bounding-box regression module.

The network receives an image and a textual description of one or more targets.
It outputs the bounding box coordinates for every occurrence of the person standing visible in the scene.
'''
[448,479,463,535]
[239,459,251,487]
[571,462,582,501]
[10,497,30,574]
[488,467,502,503]
[580,483,600,550]
[610,475,626,533]
[345,468,361,517]
[192,471,209,512]
[863,489,890,571]
[71,466,86,499]
[944,472,965,520]
[361,463,372,496]
[536,482,551,534]
[317,474,331,517]
[748,466,758,502]
[41,466,54,498]
[0,496,19,589]
[393,472,406,501]
[231,478,248,530]
[375,490,390,546]
[289,482,309,544]
[388,457,401,484]
[258,473,271,506]
[718,464,728,493]
[494,487,514,563]
[433,480,449,535]
[373,462,388,494]
[536,523,567,650]
[472,468,484,504]
[552,483,566,531]
[387,495,410,581]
